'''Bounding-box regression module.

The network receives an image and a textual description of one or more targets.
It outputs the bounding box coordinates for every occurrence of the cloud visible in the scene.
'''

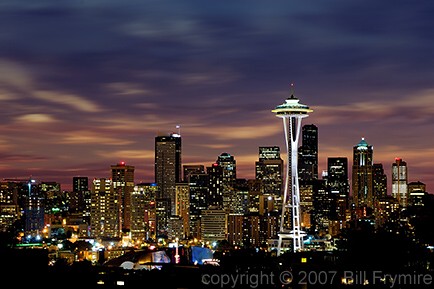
[121,18,211,46]
[59,131,134,145]
[178,68,241,85]
[33,90,103,113]
[136,102,159,109]
[312,89,434,126]
[0,139,11,150]
[15,113,57,123]
[0,88,16,101]
[0,153,48,162]
[187,123,281,140]
[0,59,33,89]
[105,82,152,96]
[0,60,102,117]
[196,144,235,150]
[95,149,154,161]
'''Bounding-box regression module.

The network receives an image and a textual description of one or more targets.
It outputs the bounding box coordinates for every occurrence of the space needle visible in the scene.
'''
[272,84,313,255]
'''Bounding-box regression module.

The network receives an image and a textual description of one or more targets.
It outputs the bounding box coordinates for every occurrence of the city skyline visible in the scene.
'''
[1,1,434,192]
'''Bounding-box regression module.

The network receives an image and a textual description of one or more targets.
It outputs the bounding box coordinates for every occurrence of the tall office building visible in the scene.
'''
[22,179,45,237]
[155,133,182,216]
[327,157,349,222]
[216,153,236,212]
[392,158,408,208]
[131,183,157,243]
[155,198,171,237]
[233,179,249,215]
[298,125,318,232]
[111,161,135,232]
[201,207,227,244]
[188,173,209,239]
[247,179,263,214]
[90,178,119,238]
[207,163,224,209]
[70,177,89,213]
[0,181,20,232]
[298,124,319,181]
[0,179,34,235]
[227,214,244,246]
[352,138,374,215]
[312,179,331,233]
[175,182,190,238]
[373,163,387,201]
[299,182,313,230]
[255,146,283,211]
[71,176,91,225]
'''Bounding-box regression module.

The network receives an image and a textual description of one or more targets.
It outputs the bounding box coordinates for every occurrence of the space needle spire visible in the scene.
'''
[272,84,313,255]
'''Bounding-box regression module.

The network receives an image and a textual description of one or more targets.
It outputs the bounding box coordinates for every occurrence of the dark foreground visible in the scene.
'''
[3,248,434,289]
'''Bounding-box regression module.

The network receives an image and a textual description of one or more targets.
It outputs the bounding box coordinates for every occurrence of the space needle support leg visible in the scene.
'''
[277,117,291,256]
[291,117,303,252]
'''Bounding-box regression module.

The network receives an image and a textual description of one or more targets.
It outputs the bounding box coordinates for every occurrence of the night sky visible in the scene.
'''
[1,0,434,192]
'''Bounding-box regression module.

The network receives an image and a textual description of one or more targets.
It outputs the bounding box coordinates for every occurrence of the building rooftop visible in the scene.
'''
[356,137,369,148]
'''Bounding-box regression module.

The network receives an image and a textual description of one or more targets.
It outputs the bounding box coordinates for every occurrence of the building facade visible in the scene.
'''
[352,138,374,216]
[392,158,408,208]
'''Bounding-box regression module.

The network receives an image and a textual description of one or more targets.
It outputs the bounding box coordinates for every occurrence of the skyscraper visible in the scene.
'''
[155,132,182,217]
[298,124,319,181]
[90,178,119,238]
[207,163,224,209]
[70,177,89,213]
[24,179,44,237]
[111,161,135,232]
[216,153,236,212]
[175,182,190,238]
[272,86,313,254]
[312,179,331,233]
[0,181,20,232]
[392,158,408,208]
[298,125,318,233]
[188,173,209,239]
[131,183,157,243]
[352,138,374,216]
[0,179,36,236]
[201,206,227,244]
[373,163,387,201]
[327,157,349,222]
[71,176,91,226]
[255,146,283,212]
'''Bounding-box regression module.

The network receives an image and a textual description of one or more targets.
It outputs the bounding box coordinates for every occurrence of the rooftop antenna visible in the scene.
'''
[176,124,181,136]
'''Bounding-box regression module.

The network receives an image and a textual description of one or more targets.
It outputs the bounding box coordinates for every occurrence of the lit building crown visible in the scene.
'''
[356,137,370,150]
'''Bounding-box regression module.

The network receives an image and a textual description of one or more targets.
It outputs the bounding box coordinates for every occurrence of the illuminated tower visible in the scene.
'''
[392,158,408,207]
[255,146,283,212]
[155,132,182,217]
[111,162,135,232]
[216,153,236,211]
[272,85,313,254]
[352,138,374,215]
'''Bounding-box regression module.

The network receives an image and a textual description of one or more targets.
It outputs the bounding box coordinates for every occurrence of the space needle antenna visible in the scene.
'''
[289,83,295,99]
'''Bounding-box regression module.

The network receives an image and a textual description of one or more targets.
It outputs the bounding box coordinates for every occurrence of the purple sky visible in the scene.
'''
[1,0,433,192]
